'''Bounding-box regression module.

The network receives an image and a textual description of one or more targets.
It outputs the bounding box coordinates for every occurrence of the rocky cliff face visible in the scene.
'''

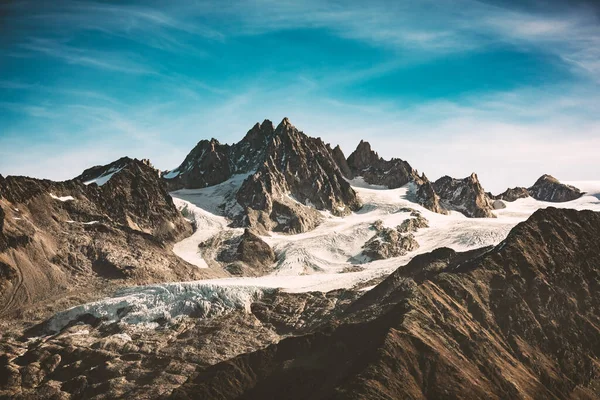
[164,118,361,234]
[347,140,417,189]
[528,174,583,202]
[172,207,600,399]
[0,158,218,318]
[236,118,361,233]
[432,173,495,218]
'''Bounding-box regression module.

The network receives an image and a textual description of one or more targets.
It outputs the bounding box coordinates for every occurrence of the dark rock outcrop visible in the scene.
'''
[433,173,495,218]
[345,141,450,216]
[494,175,583,203]
[328,144,352,179]
[163,118,361,233]
[172,208,600,400]
[413,174,448,215]
[235,229,276,271]
[236,118,361,233]
[495,186,530,202]
[163,139,232,190]
[528,174,583,202]
[347,140,417,189]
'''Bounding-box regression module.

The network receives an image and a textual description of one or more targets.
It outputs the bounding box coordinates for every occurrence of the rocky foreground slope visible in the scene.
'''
[171,208,600,399]
[0,158,219,319]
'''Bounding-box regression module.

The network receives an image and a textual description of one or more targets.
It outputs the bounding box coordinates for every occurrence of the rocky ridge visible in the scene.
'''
[0,158,219,319]
[432,173,496,218]
[494,174,583,203]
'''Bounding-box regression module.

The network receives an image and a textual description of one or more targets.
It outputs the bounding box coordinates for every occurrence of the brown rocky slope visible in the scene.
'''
[173,207,600,399]
[0,158,220,320]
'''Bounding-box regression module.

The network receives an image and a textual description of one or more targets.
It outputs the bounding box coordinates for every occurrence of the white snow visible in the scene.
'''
[50,193,75,202]
[48,178,600,330]
[46,282,266,332]
[166,177,600,294]
[83,166,124,186]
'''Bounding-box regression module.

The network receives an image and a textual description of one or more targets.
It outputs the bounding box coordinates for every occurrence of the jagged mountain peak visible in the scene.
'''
[494,174,583,203]
[433,174,495,218]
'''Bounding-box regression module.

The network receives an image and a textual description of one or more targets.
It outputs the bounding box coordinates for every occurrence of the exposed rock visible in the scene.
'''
[495,186,530,202]
[491,199,506,209]
[396,213,429,233]
[0,288,361,399]
[412,174,448,215]
[347,140,417,189]
[173,208,600,400]
[328,144,352,179]
[528,174,583,202]
[163,118,360,233]
[433,173,495,218]
[0,158,220,319]
[163,139,231,190]
[362,222,419,260]
[235,229,276,271]
[236,118,361,233]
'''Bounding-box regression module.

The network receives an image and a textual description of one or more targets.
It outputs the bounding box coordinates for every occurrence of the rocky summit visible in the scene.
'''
[528,174,583,202]
[494,174,584,203]
[432,173,495,218]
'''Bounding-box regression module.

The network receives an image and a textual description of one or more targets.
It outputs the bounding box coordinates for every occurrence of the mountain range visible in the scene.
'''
[0,118,598,399]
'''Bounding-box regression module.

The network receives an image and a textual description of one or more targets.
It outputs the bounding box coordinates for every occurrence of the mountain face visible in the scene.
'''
[432,173,495,218]
[528,174,583,202]
[495,186,530,202]
[494,174,583,203]
[172,208,600,400]
[0,158,217,318]
[236,119,361,233]
[346,140,418,189]
[165,118,361,233]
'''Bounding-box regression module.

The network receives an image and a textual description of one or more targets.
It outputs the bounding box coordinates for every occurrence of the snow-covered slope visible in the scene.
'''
[50,178,600,328]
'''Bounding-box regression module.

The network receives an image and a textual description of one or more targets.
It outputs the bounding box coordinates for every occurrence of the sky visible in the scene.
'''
[0,0,599,193]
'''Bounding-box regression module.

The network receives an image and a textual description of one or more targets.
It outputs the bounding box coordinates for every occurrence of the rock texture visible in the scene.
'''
[347,140,417,189]
[362,220,420,260]
[344,141,450,216]
[494,175,583,203]
[172,207,600,400]
[164,118,361,233]
[433,173,495,218]
[495,186,531,202]
[0,158,219,319]
[0,288,361,399]
[528,174,583,202]
[236,118,360,233]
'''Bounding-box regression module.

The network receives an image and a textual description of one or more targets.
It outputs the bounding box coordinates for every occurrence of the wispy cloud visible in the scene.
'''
[19,38,156,74]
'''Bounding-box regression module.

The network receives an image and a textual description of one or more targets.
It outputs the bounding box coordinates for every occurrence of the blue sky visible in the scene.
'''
[1,0,599,192]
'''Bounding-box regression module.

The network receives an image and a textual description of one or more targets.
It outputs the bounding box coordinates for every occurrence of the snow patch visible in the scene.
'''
[84,166,124,186]
[50,193,75,202]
